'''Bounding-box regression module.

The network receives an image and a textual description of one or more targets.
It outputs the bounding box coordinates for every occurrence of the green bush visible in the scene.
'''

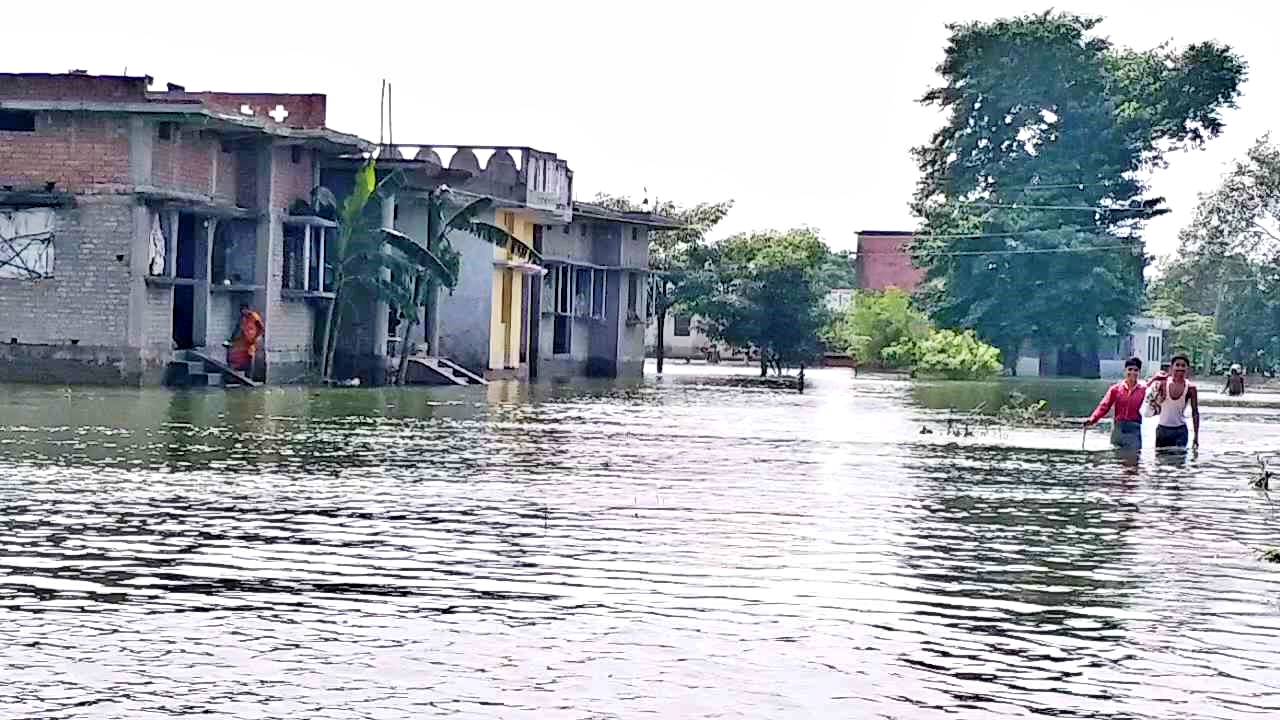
[908,329,1003,380]
[825,289,929,368]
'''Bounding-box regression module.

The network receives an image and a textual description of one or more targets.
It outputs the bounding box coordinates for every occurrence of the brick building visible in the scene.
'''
[854,230,923,292]
[0,73,366,384]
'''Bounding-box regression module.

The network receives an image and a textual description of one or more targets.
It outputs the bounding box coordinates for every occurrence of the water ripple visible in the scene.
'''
[0,369,1278,718]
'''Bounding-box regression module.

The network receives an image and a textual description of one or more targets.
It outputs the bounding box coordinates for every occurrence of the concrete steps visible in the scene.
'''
[404,356,488,386]
[164,349,254,388]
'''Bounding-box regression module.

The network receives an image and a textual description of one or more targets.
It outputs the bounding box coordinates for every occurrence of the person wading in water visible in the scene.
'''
[1084,356,1147,450]
[1147,354,1201,449]
[1224,364,1245,396]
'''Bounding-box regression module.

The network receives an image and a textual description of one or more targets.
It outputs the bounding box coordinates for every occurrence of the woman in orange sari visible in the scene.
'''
[227,304,264,372]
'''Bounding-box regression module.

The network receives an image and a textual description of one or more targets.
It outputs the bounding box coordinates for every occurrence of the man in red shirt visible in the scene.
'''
[1084,356,1147,450]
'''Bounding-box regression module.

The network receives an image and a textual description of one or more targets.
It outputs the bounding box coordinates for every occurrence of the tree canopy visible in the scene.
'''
[911,11,1246,366]
[1151,135,1280,371]
[685,228,831,374]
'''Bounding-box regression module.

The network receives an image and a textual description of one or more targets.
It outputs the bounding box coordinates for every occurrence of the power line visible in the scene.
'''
[959,201,1159,212]
[885,244,1143,258]
[889,225,1104,239]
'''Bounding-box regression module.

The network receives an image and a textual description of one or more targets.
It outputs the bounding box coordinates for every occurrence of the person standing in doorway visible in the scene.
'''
[1149,354,1201,449]
[1084,357,1147,450]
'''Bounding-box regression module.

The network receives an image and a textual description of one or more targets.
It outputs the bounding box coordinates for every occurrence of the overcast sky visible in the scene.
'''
[9,1,1275,254]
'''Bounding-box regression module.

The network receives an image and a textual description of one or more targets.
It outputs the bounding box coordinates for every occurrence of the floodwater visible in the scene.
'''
[1,364,1279,719]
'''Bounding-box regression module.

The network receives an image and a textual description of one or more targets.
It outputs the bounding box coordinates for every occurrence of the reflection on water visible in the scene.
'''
[1,365,1279,719]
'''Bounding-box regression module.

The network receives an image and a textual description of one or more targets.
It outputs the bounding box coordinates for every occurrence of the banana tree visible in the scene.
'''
[315,158,424,382]
[393,187,526,384]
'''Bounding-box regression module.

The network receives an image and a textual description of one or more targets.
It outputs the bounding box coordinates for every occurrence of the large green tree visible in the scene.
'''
[911,11,1245,371]
[592,194,733,373]
[1154,136,1280,370]
[685,228,830,375]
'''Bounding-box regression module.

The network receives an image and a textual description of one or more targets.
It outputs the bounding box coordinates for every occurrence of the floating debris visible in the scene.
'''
[1252,455,1273,491]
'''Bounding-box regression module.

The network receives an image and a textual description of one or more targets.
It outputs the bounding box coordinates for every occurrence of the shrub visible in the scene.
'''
[909,329,1003,380]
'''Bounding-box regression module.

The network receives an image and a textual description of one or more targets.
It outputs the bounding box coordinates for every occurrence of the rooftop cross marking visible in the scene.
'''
[268,104,289,123]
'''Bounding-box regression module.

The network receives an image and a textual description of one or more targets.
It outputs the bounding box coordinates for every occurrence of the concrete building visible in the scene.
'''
[538,201,682,379]
[331,144,572,383]
[1014,316,1171,378]
[0,73,365,385]
[855,230,924,292]
[826,288,854,312]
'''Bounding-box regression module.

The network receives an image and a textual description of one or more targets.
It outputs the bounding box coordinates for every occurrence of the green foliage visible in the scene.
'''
[685,228,831,373]
[826,289,929,368]
[906,329,1003,380]
[816,249,857,292]
[1155,136,1280,371]
[317,159,521,381]
[1148,293,1222,371]
[995,390,1055,426]
[911,11,1245,363]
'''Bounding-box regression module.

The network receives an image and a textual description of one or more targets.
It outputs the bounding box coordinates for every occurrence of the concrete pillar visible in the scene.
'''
[124,117,156,384]
[252,141,279,381]
[192,218,216,348]
[127,116,153,186]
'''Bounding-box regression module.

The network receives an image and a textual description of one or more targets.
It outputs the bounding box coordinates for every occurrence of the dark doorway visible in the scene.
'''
[176,214,197,279]
[1057,347,1101,379]
[171,212,199,350]
[173,285,195,350]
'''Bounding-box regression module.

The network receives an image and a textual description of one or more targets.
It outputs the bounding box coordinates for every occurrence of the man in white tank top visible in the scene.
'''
[1149,354,1200,449]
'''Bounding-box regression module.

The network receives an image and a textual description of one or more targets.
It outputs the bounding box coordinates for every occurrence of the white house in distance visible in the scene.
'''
[826,288,854,312]
[646,311,714,360]
[646,288,856,361]
[1015,316,1171,377]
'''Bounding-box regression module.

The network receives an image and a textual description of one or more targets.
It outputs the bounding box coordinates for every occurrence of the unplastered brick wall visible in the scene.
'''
[144,286,172,347]
[151,126,215,196]
[0,113,130,191]
[0,195,133,346]
[270,147,314,211]
[213,143,240,202]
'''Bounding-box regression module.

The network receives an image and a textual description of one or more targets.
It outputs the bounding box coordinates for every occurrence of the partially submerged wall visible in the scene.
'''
[0,195,154,384]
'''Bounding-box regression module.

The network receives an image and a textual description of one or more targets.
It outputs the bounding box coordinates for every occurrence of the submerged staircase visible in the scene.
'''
[164,349,259,388]
[403,356,488,386]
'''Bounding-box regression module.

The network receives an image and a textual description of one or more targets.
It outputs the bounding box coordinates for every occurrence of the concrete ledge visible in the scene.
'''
[0,343,136,385]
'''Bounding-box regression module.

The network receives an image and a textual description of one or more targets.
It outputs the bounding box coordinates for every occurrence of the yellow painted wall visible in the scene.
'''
[488,212,533,371]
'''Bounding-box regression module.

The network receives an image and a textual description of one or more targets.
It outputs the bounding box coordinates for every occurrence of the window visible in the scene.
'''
[282,223,331,292]
[157,121,176,141]
[0,207,55,279]
[580,224,587,238]
[673,314,692,337]
[591,269,606,319]
[627,272,639,314]
[574,267,591,317]
[0,110,36,133]
[291,146,303,164]
[283,225,305,290]
[1147,335,1161,364]
[632,227,639,241]
[552,264,572,314]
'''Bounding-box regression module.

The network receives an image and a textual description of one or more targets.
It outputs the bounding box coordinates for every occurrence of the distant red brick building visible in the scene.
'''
[855,230,923,292]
